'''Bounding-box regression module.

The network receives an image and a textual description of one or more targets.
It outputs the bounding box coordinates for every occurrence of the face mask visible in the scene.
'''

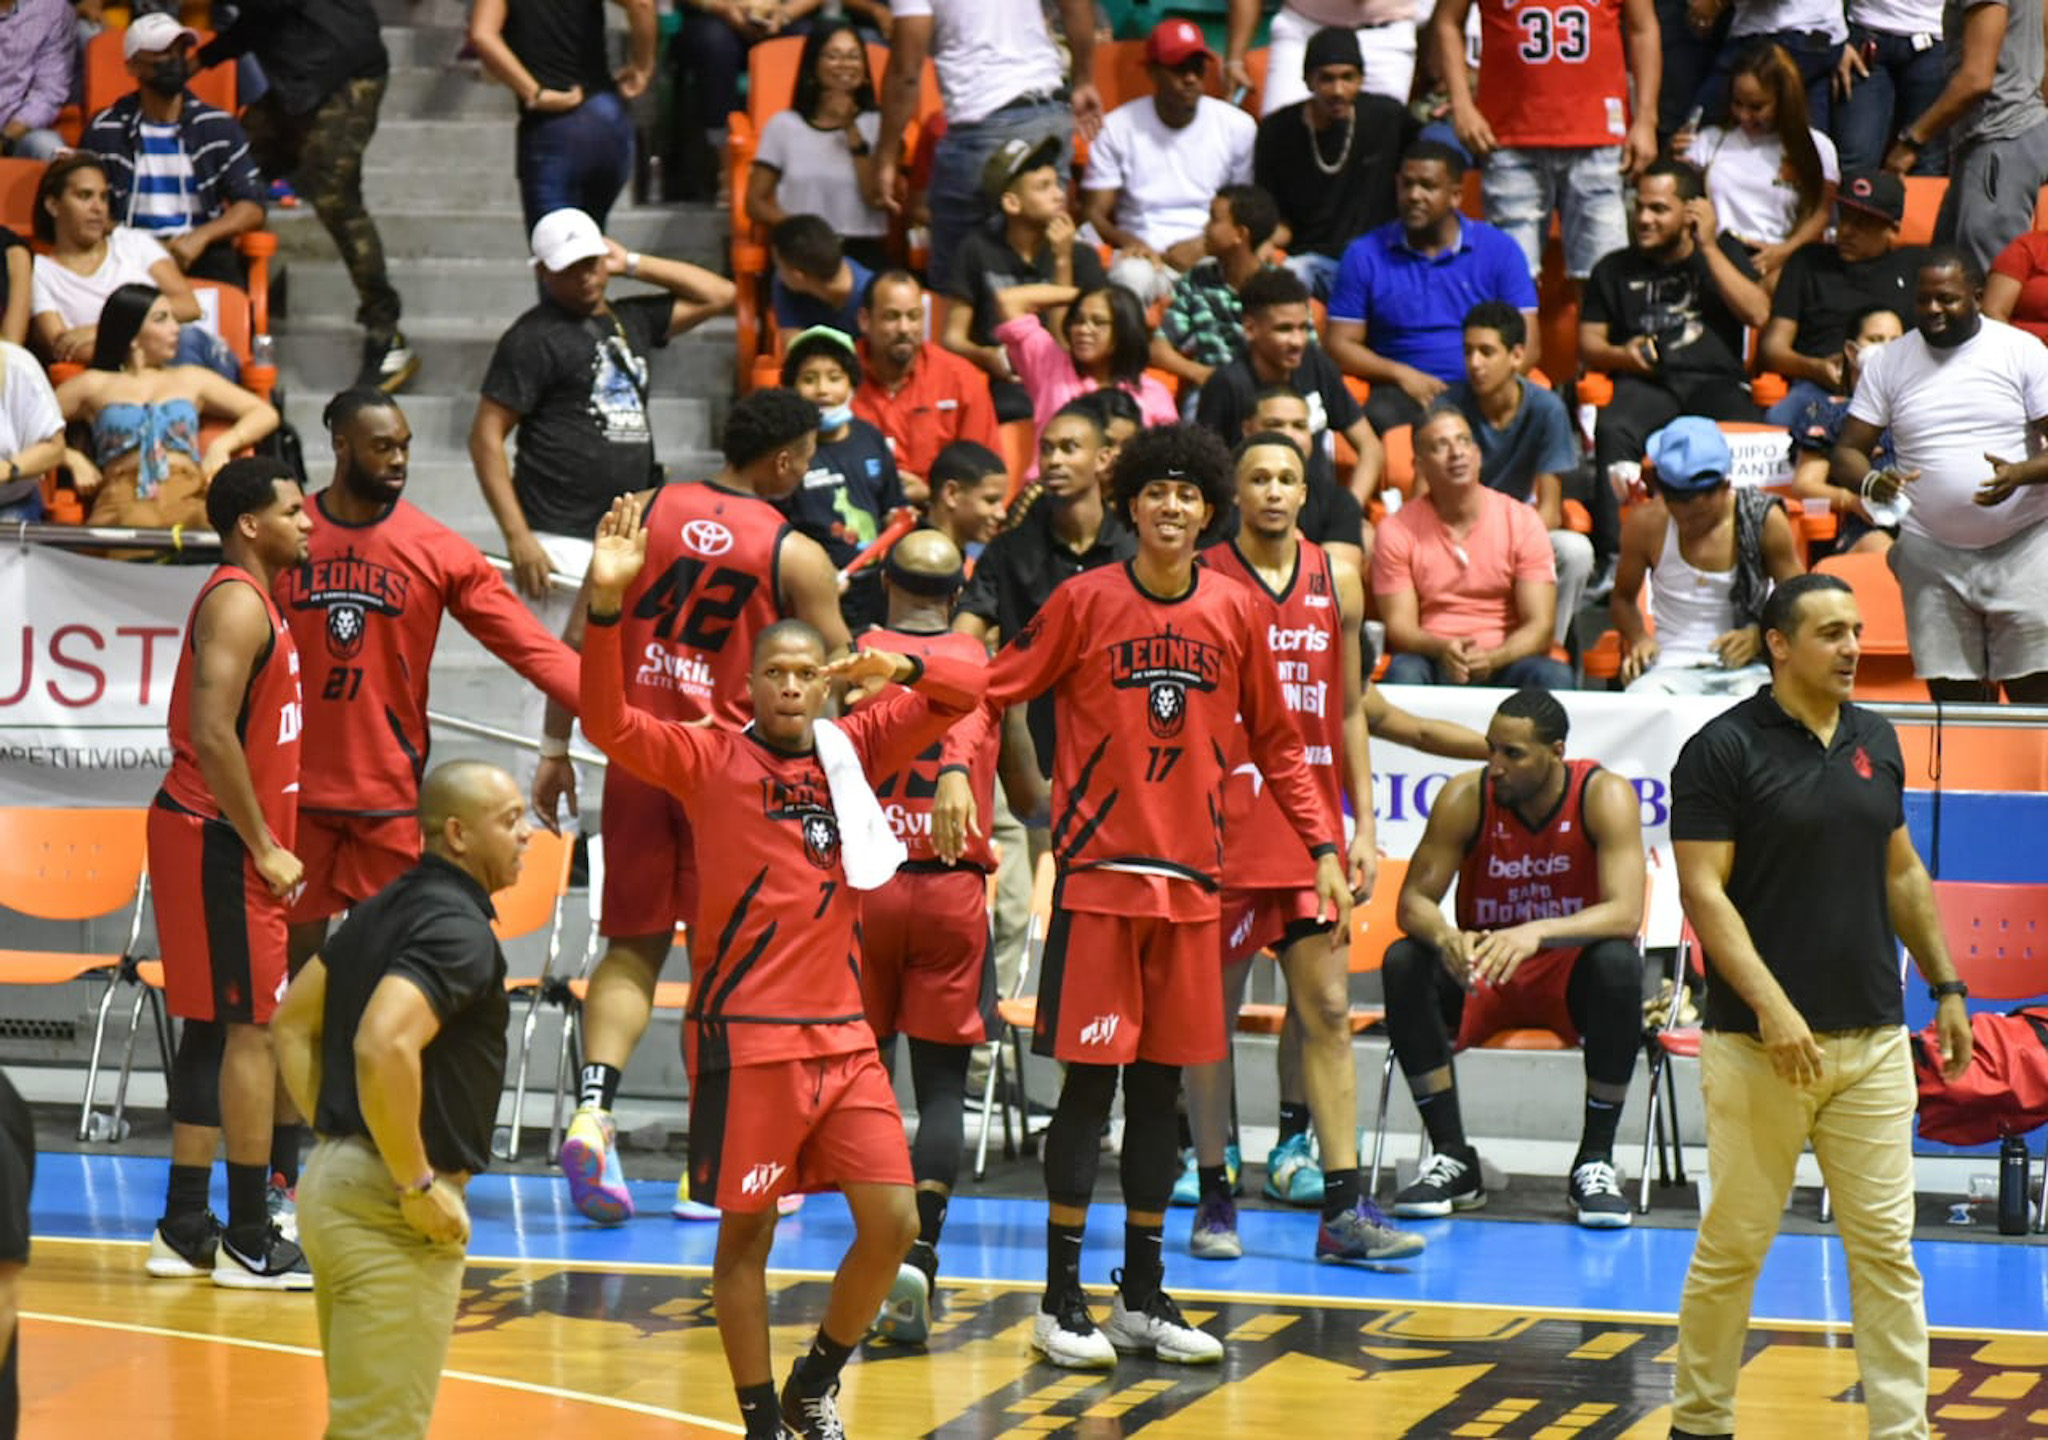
[144,56,190,95]
[818,402,854,431]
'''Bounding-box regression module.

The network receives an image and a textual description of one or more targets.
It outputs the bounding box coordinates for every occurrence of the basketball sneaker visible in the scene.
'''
[1169,1143,1240,1207]
[1030,1288,1116,1369]
[672,1173,720,1220]
[1103,1273,1223,1364]
[777,1376,847,1440]
[873,1258,932,1345]
[214,1223,313,1290]
[1569,1158,1633,1229]
[146,1209,221,1278]
[777,1193,805,1217]
[1189,1192,1241,1260]
[1262,1131,1325,1206]
[267,1172,297,1242]
[1392,1147,1486,1218]
[1316,1197,1427,1263]
[561,1106,633,1224]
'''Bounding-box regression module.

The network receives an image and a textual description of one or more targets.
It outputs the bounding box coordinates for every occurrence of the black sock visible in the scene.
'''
[269,1124,305,1189]
[1197,1163,1230,1204]
[915,1187,948,1248]
[164,1163,210,1220]
[1413,1087,1467,1155]
[1121,1222,1164,1307]
[1045,1219,1084,1303]
[790,1330,855,1396]
[1580,1095,1623,1163]
[1277,1101,1311,1142]
[579,1062,622,1112]
[735,1381,780,1439]
[225,1161,269,1238]
[1322,1166,1360,1221]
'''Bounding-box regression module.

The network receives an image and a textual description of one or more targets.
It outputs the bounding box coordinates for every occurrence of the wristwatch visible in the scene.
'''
[1930,980,1969,1002]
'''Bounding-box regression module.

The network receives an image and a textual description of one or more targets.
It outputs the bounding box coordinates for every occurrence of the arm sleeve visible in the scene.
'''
[1491,229,1540,308]
[1371,511,1413,596]
[446,544,583,711]
[1326,243,1371,325]
[1159,274,1201,351]
[617,295,675,352]
[1715,231,1761,280]
[841,645,989,779]
[940,581,1087,767]
[1508,499,1557,580]
[995,314,1075,399]
[22,13,73,127]
[4,348,62,442]
[1768,248,1810,322]
[580,612,720,796]
[753,111,793,173]
[1082,111,1128,194]
[1670,725,1745,842]
[1240,614,1340,856]
[1226,111,1256,184]
[2017,337,2048,419]
[385,909,499,1021]
[479,325,546,414]
[1531,393,1579,477]
[1580,256,1616,328]
[1846,345,1891,428]
[211,113,269,205]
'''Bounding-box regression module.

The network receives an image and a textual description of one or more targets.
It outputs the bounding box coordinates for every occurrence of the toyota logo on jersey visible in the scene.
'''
[682,519,735,556]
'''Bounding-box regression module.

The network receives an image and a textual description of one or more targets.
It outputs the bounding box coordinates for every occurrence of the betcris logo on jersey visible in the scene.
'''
[285,554,412,661]
[1107,630,1222,740]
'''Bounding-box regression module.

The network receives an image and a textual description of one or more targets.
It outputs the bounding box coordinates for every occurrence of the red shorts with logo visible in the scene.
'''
[684,1048,912,1212]
[147,799,288,1024]
[1455,949,1581,1049]
[1219,886,1331,968]
[600,764,699,940]
[859,865,995,1045]
[288,810,419,924]
[1036,907,1224,1066]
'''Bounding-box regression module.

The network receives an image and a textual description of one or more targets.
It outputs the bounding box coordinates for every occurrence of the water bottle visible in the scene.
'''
[1999,1133,2030,1235]
[250,332,275,368]
[1862,467,1912,528]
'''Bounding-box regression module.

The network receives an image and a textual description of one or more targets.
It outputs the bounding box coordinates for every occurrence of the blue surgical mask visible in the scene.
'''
[819,402,854,431]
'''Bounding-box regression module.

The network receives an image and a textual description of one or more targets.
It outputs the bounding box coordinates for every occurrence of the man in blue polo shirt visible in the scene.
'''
[1325,140,1537,437]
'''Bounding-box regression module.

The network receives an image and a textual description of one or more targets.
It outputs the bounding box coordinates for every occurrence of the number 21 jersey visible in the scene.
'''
[1476,0,1630,150]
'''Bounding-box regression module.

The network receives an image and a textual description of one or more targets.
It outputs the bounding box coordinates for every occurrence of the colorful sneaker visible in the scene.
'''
[1030,1288,1116,1369]
[356,331,419,394]
[1169,1147,1200,1207]
[1392,1147,1485,1219]
[1569,1158,1633,1229]
[1103,1274,1223,1364]
[560,1106,633,1224]
[873,1259,932,1345]
[777,1192,806,1217]
[1189,1193,1241,1260]
[266,176,300,207]
[1317,1197,1427,1264]
[1262,1132,1325,1207]
[267,1173,297,1243]
[672,1173,720,1220]
[778,1376,847,1440]
[214,1223,313,1290]
[146,1209,221,1278]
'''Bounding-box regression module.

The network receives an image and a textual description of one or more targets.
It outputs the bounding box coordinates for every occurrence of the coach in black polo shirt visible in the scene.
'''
[274,760,530,1440]
[1667,573,1972,1440]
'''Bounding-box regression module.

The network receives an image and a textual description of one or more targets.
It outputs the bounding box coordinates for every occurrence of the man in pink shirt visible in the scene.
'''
[1373,408,1573,688]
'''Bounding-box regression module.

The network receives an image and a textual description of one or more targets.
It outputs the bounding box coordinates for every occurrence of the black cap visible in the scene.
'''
[1302,26,1365,79]
[1836,169,1905,227]
[980,134,1063,206]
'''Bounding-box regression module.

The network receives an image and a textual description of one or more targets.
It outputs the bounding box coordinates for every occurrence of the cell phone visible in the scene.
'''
[1681,106,1703,132]
[1229,83,1251,106]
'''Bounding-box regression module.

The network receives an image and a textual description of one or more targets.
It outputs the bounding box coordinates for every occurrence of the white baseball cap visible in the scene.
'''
[529,208,608,273]
[124,13,200,61]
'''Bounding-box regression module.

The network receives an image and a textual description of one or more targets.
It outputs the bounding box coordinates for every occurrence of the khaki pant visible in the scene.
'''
[1673,1027,1928,1439]
[297,1136,469,1440]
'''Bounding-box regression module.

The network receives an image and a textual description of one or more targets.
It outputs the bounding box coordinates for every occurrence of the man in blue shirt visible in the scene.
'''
[771,214,873,348]
[1325,141,1537,437]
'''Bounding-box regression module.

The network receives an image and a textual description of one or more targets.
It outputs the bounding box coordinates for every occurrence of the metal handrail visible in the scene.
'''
[426,709,607,769]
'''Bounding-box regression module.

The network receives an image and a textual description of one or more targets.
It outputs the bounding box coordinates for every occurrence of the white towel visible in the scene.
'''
[811,718,906,891]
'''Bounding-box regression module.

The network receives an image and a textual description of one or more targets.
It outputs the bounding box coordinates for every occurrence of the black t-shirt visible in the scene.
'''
[0,228,24,325]
[777,418,902,631]
[481,294,672,538]
[1254,97,1415,259]
[503,0,614,95]
[314,854,510,1175]
[1195,348,1365,494]
[1671,691,1907,1035]
[1768,242,1923,359]
[1583,234,1759,382]
[946,223,1109,350]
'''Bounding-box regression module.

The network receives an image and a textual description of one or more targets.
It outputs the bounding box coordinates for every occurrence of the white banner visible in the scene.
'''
[0,547,207,807]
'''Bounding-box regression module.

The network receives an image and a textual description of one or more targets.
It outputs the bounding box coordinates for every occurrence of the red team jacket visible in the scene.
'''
[278,493,579,816]
[580,613,987,1073]
[860,627,999,873]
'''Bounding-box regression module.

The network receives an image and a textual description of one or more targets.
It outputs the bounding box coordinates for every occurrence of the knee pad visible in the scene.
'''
[168,1019,224,1129]
[1117,1060,1181,1213]
[1043,1063,1119,1207]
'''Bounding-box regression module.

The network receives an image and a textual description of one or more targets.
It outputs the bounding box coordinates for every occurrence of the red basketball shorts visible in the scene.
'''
[859,865,995,1045]
[288,810,418,924]
[1219,886,1331,968]
[1035,907,1224,1066]
[684,1048,912,1212]
[1456,949,1581,1049]
[147,799,289,1024]
[600,764,699,940]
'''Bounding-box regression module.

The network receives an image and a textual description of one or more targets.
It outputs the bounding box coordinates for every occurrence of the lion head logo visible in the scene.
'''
[1147,681,1185,739]
[326,602,365,661]
[802,813,840,869]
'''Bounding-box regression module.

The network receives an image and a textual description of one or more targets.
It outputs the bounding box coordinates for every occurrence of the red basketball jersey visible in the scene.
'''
[161,565,303,846]
[1456,759,1606,955]
[618,480,792,726]
[1205,539,1348,892]
[280,493,580,816]
[860,627,999,872]
[1476,0,1631,150]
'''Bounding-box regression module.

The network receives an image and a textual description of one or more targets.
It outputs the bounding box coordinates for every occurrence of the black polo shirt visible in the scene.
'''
[1671,689,1906,1035]
[314,853,509,1175]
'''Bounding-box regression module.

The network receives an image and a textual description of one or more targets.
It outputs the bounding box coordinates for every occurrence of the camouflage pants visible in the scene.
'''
[242,74,402,339]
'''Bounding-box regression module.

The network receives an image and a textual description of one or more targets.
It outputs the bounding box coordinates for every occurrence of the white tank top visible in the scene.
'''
[1650,515,1736,667]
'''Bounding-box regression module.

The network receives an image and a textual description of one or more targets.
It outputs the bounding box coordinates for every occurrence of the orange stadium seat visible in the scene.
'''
[1900,176,1945,247]
[1814,549,1924,700]
[0,158,40,235]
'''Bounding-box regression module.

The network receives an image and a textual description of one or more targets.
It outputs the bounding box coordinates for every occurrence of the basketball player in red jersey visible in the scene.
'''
[1179,433,1424,1266]
[536,388,852,1225]
[579,492,986,1440]
[1385,688,1648,1228]
[854,529,999,1349]
[145,458,315,1289]
[933,423,1351,1371]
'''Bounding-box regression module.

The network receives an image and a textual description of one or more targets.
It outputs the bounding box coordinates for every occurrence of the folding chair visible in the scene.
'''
[489,825,576,1161]
[1638,917,1704,1211]
[974,851,1055,1180]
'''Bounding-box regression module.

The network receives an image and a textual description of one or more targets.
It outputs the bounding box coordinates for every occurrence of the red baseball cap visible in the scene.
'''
[1146,18,1214,68]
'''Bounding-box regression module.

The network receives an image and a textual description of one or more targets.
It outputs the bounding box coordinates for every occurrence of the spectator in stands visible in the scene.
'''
[1442,302,1595,646]
[1984,227,2048,343]
[1373,407,1571,688]
[1612,416,1804,694]
[1222,386,1370,575]
[471,207,737,603]
[30,155,239,379]
[671,0,818,203]
[1676,42,1837,283]
[1255,28,1414,302]
[1197,266,1385,505]
[1429,0,1658,296]
[0,338,62,521]
[54,283,279,529]
[0,229,28,348]
[82,13,267,285]
[778,325,904,630]
[1832,248,2048,702]
[1886,0,2048,276]
[0,0,72,161]
[472,0,652,227]
[1079,20,1255,305]
[1834,0,1949,175]
[745,19,890,273]
[1787,303,1905,553]
[993,281,1176,434]
[1326,141,1539,436]
[1151,185,1282,400]
[1757,170,1920,423]
[770,213,873,343]
[942,135,1107,425]
[1227,0,1423,111]
[923,439,1009,558]
[854,269,1000,502]
[1687,0,1843,129]
[875,1,1103,291]
[1580,158,1767,582]
[201,0,416,394]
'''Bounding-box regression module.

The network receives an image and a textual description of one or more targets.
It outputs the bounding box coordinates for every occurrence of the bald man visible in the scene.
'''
[858,531,1000,1347]
[273,761,533,1440]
